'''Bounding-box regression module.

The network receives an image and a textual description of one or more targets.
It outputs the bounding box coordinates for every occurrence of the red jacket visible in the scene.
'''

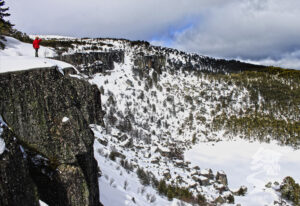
[33,38,42,49]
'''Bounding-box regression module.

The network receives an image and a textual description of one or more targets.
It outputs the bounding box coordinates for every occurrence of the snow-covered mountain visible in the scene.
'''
[1,36,299,206]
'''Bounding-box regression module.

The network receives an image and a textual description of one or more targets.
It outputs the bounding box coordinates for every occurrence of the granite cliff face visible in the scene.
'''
[0,67,104,206]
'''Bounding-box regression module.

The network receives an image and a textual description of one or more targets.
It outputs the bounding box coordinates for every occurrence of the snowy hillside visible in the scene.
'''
[46,36,300,205]
[1,35,299,205]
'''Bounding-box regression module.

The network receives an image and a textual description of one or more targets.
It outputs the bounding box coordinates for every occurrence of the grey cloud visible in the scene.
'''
[243,50,300,70]
[171,0,300,69]
[6,0,225,39]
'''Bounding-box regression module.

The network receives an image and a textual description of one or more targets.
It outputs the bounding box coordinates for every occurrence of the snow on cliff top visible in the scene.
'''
[0,36,74,74]
[0,36,56,57]
[0,56,74,74]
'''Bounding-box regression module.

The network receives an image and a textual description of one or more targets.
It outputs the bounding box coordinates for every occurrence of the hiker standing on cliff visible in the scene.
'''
[33,36,42,57]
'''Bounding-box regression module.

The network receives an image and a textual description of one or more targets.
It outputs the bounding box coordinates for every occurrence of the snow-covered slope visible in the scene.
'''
[0,36,56,57]
[72,38,298,206]
[94,131,192,206]
[2,35,299,205]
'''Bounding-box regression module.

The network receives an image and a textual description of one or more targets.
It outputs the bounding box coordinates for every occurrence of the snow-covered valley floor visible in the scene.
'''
[185,139,300,206]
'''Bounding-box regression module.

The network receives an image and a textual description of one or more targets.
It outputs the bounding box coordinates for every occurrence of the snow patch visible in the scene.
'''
[0,138,5,155]
[0,115,7,155]
[39,200,49,206]
[62,117,70,123]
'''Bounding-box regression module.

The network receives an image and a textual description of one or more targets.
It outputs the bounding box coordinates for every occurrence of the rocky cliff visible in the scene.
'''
[56,51,124,75]
[0,67,104,206]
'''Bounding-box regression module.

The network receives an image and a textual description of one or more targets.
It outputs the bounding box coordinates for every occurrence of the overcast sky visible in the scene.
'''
[6,0,300,69]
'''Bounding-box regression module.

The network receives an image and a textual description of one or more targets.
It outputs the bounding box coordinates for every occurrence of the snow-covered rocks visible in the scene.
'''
[200,169,214,179]
[198,176,210,186]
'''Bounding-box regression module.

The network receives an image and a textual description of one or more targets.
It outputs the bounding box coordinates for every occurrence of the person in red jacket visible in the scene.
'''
[33,36,42,57]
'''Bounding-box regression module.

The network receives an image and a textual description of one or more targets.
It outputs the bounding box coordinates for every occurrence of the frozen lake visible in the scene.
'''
[185,139,300,205]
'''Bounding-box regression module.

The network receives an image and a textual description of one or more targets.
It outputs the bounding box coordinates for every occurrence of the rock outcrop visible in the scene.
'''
[216,171,228,186]
[134,54,166,74]
[57,51,124,75]
[0,67,104,206]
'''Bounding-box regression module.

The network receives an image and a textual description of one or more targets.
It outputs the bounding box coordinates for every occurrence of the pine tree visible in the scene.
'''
[0,0,13,49]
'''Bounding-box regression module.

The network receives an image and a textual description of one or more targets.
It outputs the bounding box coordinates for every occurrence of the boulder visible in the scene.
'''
[233,186,248,196]
[200,168,214,179]
[216,171,228,186]
[214,196,226,204]
[199,176,210,186]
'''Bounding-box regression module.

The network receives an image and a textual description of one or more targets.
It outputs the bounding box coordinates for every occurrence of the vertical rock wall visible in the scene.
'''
[0,67,104,206]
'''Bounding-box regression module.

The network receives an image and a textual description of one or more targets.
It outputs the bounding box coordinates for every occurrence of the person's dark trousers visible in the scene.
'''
[35,48,39,57]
